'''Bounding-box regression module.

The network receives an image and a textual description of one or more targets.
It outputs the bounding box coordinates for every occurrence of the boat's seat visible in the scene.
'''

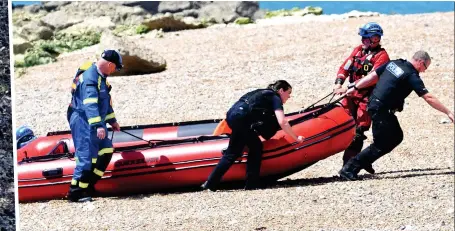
[177,122,220,137]
[212,119,232,136]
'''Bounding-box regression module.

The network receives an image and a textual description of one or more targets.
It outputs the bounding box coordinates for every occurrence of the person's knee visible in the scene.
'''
[388,133,403,152]
[384,126,403,152]
[379,138,401,154]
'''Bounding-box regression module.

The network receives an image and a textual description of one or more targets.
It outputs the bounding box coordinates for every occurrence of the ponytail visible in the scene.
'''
[267,80,292,92]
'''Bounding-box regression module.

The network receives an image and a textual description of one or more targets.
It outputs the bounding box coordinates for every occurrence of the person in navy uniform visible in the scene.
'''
[67,50,123,202]
[202,80,304,191]
[338,50,454,180]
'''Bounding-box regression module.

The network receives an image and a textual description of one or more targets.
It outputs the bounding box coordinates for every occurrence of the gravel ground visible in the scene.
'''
[16,12,454,231]
[0,0,15,230]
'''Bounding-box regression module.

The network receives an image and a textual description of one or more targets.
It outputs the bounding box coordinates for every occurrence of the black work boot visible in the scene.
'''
[201,181,216,192]
[244,180,258,190]
[343,159,375,174]
[67,186,92,203]
[244,172,262,190]
[363,164,375,174]
[244,182,263,190]
[339,159,362,181]
[343,151,375,175]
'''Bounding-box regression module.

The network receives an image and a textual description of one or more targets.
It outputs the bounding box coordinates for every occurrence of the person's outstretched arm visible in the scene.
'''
[422,93,454,122]
[275,110,303,143]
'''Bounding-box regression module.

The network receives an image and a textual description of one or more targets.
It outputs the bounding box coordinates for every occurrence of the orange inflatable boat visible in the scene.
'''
[18,102,355,202]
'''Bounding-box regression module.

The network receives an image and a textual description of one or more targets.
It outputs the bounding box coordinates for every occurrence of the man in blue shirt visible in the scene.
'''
[67,50,123,202]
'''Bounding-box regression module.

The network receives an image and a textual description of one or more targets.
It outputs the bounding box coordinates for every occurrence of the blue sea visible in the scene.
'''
[12,1,455,15]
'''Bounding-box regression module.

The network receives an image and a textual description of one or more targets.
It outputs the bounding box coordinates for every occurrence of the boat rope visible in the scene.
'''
[120,130,165,147]
[304,92,334,111]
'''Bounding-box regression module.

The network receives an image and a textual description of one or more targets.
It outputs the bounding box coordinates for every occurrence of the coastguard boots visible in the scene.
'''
[343,151,376,174]
[67,170,94,202]
[201,150,235,192]
[339,158,362,181]
[342,128,375,174]
[340,144,385,181]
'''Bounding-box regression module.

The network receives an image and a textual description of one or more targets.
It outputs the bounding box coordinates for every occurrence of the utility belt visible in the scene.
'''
[368,95,400,115]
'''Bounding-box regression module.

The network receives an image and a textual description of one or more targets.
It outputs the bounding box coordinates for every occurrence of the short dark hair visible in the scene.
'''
[267,80,292,92]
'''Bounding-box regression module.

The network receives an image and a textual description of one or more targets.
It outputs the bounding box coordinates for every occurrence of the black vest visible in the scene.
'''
[239,89,282,140]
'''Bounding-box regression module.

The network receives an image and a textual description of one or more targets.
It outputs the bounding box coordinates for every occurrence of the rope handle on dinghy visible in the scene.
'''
[290,93,347,126]
[297,92,346,114]
[119,130,165,148]
[304,92,334,111]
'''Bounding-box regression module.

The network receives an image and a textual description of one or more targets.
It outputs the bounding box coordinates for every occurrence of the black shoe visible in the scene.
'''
[339,159,361,181]
[67,190,93,203]
[201,181,216,192]
[244,185,259,190]
[363,164,375,174]
[338,169,359,181]
[244,181,264,190]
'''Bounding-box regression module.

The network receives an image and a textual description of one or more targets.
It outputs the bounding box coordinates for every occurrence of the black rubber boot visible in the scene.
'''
[342,127,375,174]
[67,170,93,202]
[339,158,362,181]
[67,185,92,202]
[363,164,376,174]
[343,155,375,175]
[201,181,216,192]
[244,182,263,190]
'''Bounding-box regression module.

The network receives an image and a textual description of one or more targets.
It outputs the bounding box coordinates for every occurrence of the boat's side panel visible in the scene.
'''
[16,109,321,161]
[16,126,182,161]
[18,107,355,202]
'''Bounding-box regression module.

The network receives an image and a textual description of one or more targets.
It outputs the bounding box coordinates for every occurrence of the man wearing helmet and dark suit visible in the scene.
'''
[333,22,390,174]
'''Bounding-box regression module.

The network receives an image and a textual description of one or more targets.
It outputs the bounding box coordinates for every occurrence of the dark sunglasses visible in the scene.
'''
[421,60,428,69]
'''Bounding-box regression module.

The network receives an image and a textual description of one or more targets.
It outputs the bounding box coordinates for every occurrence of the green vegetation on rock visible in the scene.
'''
[135,24,150,34]
[265,9,292,18]
[265,6,323,18]
[12,10,47,25]
[234,17,254,25]
[15,45,55,67]
[40,30,101,54]
[112,25,135,36]
[14,30,101,67]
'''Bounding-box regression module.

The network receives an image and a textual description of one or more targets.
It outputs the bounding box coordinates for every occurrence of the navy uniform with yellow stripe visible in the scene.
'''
[67,60,117,201]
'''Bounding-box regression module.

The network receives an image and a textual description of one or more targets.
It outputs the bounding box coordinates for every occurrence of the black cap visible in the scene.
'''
[101,49,123,71]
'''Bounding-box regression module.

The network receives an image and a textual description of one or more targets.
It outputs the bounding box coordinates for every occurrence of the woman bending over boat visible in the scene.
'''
[202,80,304,191]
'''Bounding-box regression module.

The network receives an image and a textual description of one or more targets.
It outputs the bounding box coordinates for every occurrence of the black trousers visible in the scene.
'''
[353,109,404,167]
[343,126,368,164]
[205,119,263,189]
